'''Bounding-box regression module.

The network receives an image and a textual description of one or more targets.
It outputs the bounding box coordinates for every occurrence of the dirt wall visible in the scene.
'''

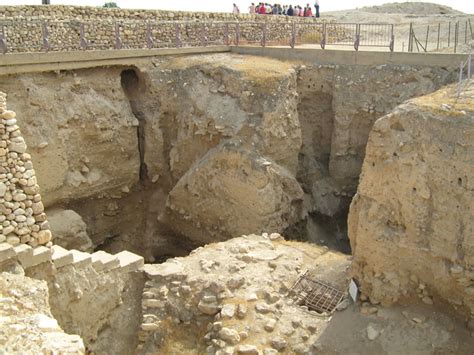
[349,82,474,319]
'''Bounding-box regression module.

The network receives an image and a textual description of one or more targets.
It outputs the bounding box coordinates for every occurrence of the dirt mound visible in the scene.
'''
[360,2,463,15]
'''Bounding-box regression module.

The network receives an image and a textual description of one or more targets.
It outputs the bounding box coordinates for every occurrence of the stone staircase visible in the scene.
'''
[0,242,144,274]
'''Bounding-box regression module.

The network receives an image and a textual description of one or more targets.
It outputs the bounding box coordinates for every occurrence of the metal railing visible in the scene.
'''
[0,19,395,54]
[457,51,472,97]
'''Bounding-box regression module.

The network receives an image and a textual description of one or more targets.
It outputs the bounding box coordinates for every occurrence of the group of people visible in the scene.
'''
[233,2,320,17]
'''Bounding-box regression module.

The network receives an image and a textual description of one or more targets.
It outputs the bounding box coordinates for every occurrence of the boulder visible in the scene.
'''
[47,209,93,252]
[164,143,303,244]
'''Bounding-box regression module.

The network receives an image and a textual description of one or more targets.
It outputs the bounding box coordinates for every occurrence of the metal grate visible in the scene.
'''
[289,270,345,314]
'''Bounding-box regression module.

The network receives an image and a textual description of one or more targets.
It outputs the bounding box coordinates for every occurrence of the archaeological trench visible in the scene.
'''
[1,12,474,355]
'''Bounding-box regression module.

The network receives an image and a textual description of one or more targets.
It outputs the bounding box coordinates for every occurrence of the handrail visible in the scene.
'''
[0,19,395,54]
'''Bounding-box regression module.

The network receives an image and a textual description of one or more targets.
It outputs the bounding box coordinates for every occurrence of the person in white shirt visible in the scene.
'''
[249,3,256,14]
[233,3,240,14]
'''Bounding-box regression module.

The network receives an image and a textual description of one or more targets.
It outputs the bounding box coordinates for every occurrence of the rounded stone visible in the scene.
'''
[6,235,20,246]
[37,230,52,244]
[13,193,26,202]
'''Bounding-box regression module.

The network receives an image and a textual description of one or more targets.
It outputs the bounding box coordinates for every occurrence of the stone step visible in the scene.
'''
[13,244,33,262]
[0,242,16,263]
[115,250,144,273]
[51,245,74,269]
[70,250,92,269]
[24,246,52,269]
[91,250,120,272]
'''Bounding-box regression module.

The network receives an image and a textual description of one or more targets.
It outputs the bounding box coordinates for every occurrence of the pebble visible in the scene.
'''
[221,304,236,319]
[367,324,380,341]
[264,318,277,332]
[270,336,287,350]
[237,304,247,319]
[218,327,240,344]
[236,345,259,355]
[422,296,433,305]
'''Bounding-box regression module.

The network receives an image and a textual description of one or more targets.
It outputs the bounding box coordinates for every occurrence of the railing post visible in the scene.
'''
[468,52,472,80]
[425,25,429,52]
[408,23,412,52]
[437,23,440,51]
[354,24,360,51]
[454,21,458,53]
[0,24,7,54]
[146,24,153,49]
[261,22,267,47]
[457,61,464,97]
[79,23,88,50]
[448,22,451,47]
[321,23,326,49]
[290,22,296,49]
[389,24,394,52]
[465,21,468,44]
[42,22,50,52]
[114,23,122,49]
[224,23,229,46]
[175,23,182,48]
[236,23,240,46]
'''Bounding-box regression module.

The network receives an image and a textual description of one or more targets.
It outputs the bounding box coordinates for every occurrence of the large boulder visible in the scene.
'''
[164,143,304,244]
[348,83,474,318]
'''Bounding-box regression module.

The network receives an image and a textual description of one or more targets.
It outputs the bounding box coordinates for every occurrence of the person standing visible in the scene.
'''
[249,3,256,14]
[233,3,240,14]
[314,0,320,17]
[286,5,294,16]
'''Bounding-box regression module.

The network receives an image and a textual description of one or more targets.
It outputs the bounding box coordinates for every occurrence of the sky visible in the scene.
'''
[0,0,472,14]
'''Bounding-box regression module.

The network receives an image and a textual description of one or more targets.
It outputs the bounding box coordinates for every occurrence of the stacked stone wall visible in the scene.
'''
[0,92,51,247]
[0,5,338,52]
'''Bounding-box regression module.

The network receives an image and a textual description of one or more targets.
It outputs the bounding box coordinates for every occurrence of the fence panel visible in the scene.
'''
[359,24,394,50]
[294,23,324,47]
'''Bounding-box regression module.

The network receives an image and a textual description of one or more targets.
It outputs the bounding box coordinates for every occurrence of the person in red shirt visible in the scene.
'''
[259,3,267,14]
[305,5,313,16]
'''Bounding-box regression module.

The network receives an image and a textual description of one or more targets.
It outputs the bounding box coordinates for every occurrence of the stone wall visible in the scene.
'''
[0,92,51,248]
[0,5,336,52]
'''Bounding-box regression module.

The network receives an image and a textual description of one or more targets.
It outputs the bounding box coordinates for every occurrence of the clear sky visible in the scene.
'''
[0,0,472,14]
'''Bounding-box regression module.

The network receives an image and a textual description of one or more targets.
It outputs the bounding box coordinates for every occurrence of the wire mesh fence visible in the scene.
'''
[456,51,472,97]
[408,20,472,53]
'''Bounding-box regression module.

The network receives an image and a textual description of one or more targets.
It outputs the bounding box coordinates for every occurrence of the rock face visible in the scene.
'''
[150,55,304,245]
[0,54,459,256]
[295,63,457,251]
[348,83,474,318]
[137,233,351,354]
[0,272,85,354]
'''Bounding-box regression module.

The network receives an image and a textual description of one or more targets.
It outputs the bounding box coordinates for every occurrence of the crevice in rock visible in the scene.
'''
[120,68,148,182]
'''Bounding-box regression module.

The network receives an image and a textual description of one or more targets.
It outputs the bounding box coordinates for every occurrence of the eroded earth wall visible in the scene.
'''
[348,82,474,318]
[0,54,459,257]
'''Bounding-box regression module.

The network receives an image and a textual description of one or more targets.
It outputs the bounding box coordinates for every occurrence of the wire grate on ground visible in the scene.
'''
[289,270,345,314]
